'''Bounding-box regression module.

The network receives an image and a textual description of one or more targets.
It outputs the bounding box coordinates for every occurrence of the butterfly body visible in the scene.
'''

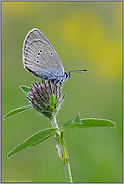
[22,28,87,85]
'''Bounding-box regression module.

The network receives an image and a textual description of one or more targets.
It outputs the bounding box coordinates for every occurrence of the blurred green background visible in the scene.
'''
[2,1,122,183]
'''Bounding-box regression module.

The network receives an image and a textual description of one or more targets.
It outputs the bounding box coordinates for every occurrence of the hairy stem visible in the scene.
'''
[60,132,73,183]
[50,117,73,183]
[50,116,58,128]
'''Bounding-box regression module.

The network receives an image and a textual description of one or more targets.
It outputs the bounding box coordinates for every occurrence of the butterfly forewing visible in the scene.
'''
[23,28,64,79]
[23,28,54,49]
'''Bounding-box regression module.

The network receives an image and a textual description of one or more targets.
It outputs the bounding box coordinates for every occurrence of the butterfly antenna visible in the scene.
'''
[69,69,88,74]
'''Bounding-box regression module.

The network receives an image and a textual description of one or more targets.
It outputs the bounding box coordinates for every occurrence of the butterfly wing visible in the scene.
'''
[22,28,64,79]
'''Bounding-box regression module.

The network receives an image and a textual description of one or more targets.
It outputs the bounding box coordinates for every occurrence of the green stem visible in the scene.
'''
[61,133,73,183]
[50,116,58,128]
[50,117,73,183]
[64,162,72,183]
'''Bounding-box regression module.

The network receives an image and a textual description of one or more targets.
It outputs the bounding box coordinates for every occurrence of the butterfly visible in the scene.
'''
[22,28,87,86]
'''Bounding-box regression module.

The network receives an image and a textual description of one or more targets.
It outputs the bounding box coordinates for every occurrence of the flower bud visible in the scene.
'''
[26,80,65,119]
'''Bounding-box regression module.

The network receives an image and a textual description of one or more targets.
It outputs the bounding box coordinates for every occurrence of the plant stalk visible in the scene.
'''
[50,116,73,183]
[50,116,58,128]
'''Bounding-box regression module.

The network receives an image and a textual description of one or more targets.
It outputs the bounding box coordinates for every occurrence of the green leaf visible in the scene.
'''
[19,86,30,96]
[8,128,58,158]
[60,113,116,131]
[3,104,32,120]
[50,94,56,106]
[65,118,116,129]
[80,118,116,128]
[59,113,81,131]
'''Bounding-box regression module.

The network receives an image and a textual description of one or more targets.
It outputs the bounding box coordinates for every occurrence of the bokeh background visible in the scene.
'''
[2,1,122,183]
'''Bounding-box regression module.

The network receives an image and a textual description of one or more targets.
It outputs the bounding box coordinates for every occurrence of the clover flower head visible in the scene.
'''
[26,80,65,119]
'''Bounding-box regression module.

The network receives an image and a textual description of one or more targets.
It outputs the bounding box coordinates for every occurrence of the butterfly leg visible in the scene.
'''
[52,77,64,86]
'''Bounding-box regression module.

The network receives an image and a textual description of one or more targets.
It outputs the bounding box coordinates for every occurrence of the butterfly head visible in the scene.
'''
[64,72,71,80]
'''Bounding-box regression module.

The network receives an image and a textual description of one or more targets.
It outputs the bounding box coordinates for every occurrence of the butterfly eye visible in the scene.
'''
[39,50,42,52]
[36,60,39,63]
[36,56,39,59]
[50,52,53,55]
[37,52,40,55]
